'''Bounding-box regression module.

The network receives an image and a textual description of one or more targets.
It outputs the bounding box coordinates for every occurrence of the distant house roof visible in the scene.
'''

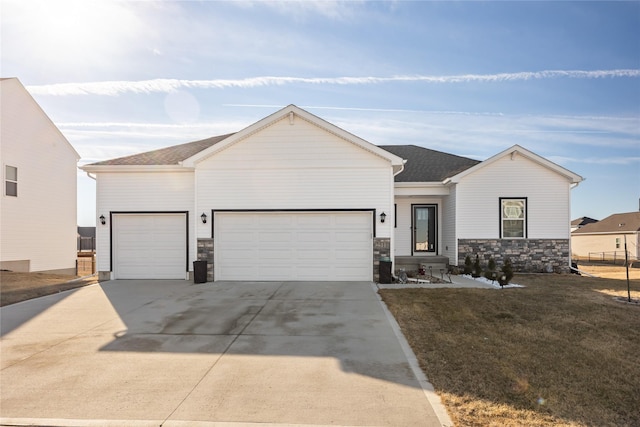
[572,212,640,234]
[86,136,480,182]
[379,145,480,182]
[89,133,234,166]
[571,217,599,228]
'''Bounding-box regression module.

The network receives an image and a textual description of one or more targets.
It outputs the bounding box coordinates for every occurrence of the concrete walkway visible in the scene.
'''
[378,273,500,289]
[1,280,451,427]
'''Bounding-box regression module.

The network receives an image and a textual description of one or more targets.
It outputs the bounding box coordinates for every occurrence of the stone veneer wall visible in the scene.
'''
[373,237,391,283]
[197,238,214,282]
[458,239,571,273]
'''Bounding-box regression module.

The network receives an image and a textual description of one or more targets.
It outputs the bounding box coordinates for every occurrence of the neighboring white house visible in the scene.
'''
[81,105,583,282]
[0,78,80,274]
[572,212,640,263]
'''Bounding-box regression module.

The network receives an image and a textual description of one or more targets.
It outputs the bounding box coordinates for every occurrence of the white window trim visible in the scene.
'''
[4,165,17,197]
[500,197,527,239]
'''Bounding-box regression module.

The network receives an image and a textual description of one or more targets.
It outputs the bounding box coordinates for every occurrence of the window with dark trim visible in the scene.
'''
[5,165,17,197]
[500,198,527,238]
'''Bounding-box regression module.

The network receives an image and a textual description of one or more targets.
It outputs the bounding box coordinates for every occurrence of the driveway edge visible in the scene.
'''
[371,283,454,427]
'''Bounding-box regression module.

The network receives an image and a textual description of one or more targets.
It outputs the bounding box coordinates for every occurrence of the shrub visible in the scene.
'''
[463,255,473,275]
[484,257,498,282]
[498,257,514,287]
[472,255,482,278]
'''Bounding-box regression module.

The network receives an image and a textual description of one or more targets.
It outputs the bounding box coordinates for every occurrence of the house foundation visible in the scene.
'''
[458,239,571,273]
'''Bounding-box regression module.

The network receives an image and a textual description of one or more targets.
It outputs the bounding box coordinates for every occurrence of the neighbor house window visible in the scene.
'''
[5,166,17,197]
[615,238,621,249]
[500,198,527,238]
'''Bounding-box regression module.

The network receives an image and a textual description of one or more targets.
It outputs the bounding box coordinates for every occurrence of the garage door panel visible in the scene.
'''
[216,212,372,281]
[114,214,186,280]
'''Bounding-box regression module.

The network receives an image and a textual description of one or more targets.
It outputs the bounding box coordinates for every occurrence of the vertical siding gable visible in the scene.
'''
[195,114,395,237]
[456,154,571,239]
[197,116,389,170]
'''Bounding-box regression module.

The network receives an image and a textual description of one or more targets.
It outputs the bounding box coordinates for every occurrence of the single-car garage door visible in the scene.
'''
[216,211,372,281]
[113,213,187,279]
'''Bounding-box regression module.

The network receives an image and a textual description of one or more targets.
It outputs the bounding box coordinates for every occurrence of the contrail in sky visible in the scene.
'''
[26,69,640,96]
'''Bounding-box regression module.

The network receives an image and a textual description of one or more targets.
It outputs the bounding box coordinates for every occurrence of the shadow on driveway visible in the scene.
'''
[0,280,446,426]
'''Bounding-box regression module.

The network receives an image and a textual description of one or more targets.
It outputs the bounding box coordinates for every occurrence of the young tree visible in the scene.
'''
[472,255,482,278]
[498,257,514,287]
[464,255,473,275]
[484,257,497,282]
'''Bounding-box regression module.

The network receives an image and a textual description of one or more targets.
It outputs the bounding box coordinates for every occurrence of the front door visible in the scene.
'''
[413,205,437,253]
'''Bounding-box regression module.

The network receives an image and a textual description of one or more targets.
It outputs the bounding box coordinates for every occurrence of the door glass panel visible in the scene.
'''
[414,206,436,252]
[415,208,429,251]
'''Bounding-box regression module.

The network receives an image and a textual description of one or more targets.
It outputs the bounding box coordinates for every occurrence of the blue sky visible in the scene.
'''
[2,0,639,226]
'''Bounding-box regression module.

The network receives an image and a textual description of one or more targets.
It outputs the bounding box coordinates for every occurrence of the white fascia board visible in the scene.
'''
[80,164,193,173]
[444,144,584,185]
[394,182,450,196]
[182,104,406,168]
[572,231,639,236]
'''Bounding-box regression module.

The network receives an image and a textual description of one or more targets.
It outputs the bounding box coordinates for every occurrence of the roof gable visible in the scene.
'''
[181,105,405,171]
[444,145,583,185]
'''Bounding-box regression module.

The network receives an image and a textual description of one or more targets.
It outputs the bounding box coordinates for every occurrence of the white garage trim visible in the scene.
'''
[213,210,375,281]
[111,212,189,279]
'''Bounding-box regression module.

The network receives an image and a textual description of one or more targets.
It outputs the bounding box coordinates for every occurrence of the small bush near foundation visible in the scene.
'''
[498,257,514,287]
[472,255,482,278]
[463,255,473,275]
[484,257,498,282]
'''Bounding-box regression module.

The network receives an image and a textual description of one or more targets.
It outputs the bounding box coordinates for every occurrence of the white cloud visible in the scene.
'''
[26,69,640,96]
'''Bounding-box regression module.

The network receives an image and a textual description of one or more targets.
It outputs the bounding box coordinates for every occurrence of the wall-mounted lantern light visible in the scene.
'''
[99,215,106,225]
[201,212,207,224]
[380,212,386,223]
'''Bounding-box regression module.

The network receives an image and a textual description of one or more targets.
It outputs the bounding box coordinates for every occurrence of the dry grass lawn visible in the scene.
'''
[0,271,98,307]
[380,265,640,427]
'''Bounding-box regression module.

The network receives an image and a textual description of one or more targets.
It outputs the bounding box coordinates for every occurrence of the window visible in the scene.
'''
[616,238,621,249]
[5,166,17,197]
[500,198,526,238]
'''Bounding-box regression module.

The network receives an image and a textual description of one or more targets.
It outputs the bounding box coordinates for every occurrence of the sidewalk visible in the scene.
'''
[378,274,500,289]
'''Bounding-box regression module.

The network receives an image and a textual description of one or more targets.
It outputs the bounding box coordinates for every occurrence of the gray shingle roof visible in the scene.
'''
[379,145,480,182]
[571,217,599,228]
[572,212,640,234]
[87,135,479,182]
[89,133,234,166]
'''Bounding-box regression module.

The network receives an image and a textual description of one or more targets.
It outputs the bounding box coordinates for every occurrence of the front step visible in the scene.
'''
[394,256,449,276]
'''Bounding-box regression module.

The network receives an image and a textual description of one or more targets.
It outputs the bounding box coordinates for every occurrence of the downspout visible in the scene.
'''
[389,160,407,278]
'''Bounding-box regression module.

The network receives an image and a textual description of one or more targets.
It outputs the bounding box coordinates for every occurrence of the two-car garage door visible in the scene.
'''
[215,211,373,281]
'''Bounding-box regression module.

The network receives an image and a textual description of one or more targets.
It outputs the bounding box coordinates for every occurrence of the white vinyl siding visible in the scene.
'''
[95,171,194,273]
[196,116,394,239]
[0,79,79,273]
[393,197,443,256]
[215,212,372,281]
[456,154,571,240]
[441,187,457,262]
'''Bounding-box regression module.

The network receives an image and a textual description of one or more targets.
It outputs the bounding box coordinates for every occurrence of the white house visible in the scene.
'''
[81,105,583,282]
[572,212,640,263]
[0,78,80,274]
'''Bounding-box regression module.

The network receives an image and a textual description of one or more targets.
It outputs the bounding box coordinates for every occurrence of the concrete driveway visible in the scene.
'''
[1,280,450,427]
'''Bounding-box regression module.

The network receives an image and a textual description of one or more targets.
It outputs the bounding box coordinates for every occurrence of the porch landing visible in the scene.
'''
[394,256,449,275]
